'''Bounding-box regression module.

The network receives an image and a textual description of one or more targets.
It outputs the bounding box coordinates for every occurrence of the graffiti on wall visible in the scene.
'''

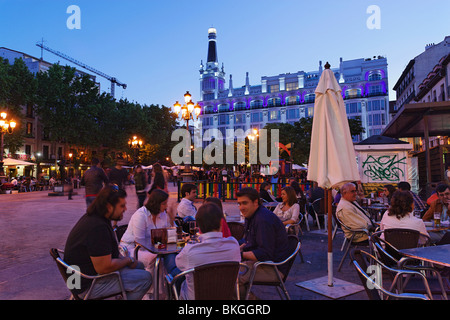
[362,154,407,182]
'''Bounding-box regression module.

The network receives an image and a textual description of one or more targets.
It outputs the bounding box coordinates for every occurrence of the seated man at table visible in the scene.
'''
[397,181,427,214]
[422,183,450,243]
[175,202,241,300]
[336,182,376,244]
[177,183,198,220]
[64,185,152,300]
[237,187,290,297]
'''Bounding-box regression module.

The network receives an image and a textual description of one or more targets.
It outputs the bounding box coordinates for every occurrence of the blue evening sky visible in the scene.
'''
[1,0,449,108]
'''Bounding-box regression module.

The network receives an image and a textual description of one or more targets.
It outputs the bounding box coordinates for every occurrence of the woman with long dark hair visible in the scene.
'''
[380,190,428,237]
[120,189,180,296]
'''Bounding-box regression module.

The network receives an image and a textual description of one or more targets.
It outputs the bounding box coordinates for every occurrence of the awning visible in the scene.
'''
[382,101,450,138]
[2,158,36,166]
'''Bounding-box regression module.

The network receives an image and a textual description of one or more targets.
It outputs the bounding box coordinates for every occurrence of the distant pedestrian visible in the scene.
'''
[108,158,129,190]
[81,158,109,208]
[134,164,148,208]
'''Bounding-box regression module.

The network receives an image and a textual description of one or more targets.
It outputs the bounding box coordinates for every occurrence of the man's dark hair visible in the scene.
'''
[91,158,100,165]
[204,197,223,211]
[436,183,450,193]
[397,181,411,191]
[87,184,127,217]
[196,202,223,233]
[181,183,197,198]
[236,187,261,205]
[146,189,169,215]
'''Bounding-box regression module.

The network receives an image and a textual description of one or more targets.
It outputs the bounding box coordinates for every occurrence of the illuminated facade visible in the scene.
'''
[197,28,389,145]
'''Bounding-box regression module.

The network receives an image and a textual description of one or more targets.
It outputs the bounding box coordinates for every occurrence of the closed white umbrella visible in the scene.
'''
[307,62,360,287]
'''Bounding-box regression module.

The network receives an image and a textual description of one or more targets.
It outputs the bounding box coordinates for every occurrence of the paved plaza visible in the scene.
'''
[0,184,368,300]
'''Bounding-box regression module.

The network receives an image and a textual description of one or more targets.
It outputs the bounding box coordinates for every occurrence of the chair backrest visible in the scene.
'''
[49,248,81,300]
[312,198,324,215]
[227,222,245,241]
[384,228,420,250]
[279,235,301,282]
[113,224,128,243]
[193,261,240,300]
[369,234,400,267]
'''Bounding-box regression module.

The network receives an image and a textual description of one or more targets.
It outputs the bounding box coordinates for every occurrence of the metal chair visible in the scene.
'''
[305,198,324,230]
[285,213,304,262]
[351,249,430,300]
[335,213,370,271]
[165,261,248,300]
[244,235,301,300]
[49,248,127,300]
[113,224,128,243]
[369,232,449,300]
[227,222,245,241]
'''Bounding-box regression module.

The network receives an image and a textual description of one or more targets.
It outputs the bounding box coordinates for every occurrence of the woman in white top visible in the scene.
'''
[273,186,300,225]
[120,189,173,271]
[380,190,429,240]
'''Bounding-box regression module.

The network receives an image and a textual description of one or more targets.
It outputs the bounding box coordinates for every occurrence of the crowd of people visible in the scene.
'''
[63,164,297,300]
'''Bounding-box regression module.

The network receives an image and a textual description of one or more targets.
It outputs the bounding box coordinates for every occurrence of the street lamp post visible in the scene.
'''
[128,136,143,165]
[247,128,259,180]
[0,111,17,178]
[173,91,201,181]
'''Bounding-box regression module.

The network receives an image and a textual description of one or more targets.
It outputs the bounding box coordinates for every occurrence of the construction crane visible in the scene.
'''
[36,42,127,98]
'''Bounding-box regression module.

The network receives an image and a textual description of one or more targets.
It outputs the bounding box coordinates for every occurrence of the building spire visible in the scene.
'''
[207,27,218,63]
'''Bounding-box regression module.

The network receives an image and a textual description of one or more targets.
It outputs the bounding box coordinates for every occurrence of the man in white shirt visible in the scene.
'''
[336,182,375,243]
[177,183,198,219]
[175,202,241,300]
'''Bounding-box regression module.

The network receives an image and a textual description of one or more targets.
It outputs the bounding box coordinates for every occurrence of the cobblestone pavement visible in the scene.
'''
[0,184,368,300]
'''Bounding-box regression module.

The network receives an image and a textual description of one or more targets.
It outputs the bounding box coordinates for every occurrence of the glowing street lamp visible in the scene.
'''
[0,111,17,176]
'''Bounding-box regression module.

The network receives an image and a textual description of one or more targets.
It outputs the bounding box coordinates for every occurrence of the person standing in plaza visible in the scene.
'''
[108,158,129,190]
[134,164,148,208]
[63,185,152,300]
[80,158,109,207]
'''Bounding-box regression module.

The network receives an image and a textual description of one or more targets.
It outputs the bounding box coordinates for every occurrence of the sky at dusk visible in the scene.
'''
[1,0,450,109]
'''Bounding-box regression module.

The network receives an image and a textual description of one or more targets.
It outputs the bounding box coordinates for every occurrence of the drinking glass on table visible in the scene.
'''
[189,220,199,243]
[434,212,441,228]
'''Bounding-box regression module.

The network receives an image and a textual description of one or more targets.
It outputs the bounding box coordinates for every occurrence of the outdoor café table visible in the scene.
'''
[362,203,389,222]
[134,241,182,300]
[399,244,450,268]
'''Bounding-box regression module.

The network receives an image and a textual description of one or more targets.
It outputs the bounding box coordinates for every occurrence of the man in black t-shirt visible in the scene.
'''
[64,185,152,300]
[108,159,129,189]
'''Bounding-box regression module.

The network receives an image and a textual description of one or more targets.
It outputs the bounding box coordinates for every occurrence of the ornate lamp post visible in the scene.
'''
[173,91,201,181]
[246,128,259,179]
[128,135,143,165]
[0,111,17,177]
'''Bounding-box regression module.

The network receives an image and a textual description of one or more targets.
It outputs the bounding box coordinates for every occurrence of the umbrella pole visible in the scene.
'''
[327,188,333,287]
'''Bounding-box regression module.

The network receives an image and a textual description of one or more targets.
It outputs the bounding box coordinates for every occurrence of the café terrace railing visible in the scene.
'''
[176,178,313,202]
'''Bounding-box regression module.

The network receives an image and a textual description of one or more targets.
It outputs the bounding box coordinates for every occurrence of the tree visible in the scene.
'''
[0,57,36,154]
[263,116,365,165]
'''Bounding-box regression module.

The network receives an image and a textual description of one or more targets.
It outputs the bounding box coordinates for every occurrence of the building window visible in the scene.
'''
[346,102,362,114]
[287,108,300,120]
[235,113,245,124]
[251,112,263,123]
[26,122,33,136]
[250,100,263,109]
[202,117,213,127]
[285,82,298,91]
[219,114,229,125]
[286,96,299,106]
[203,93,215,101]
[25,145,31,155]
[367,100,385,111]
[267,97,281,107]
[204,106,216,114]
[368,73,382,81]
[304,94,315,104]
[234,101,247,111]
[268,84,279,93]
[218,104,229,112]
[269,110,280,121]
[345,88,362,99]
